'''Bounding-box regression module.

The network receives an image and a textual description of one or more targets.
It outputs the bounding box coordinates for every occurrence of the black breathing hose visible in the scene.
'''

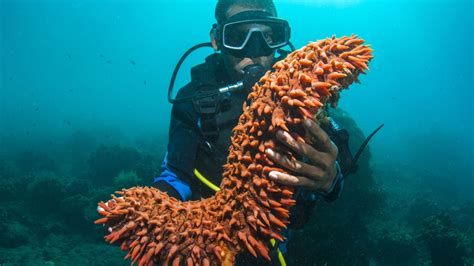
[168,42,213,104]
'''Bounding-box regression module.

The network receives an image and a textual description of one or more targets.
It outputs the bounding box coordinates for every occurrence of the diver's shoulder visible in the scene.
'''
[190,53,224,83]
[175,53,223,97]
[175,82,196,99]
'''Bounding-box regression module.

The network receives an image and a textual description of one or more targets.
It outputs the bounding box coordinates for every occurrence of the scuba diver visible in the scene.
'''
[153,0,382,264]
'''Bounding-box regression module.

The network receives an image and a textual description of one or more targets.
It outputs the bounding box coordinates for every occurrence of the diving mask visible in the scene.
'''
[213,11,291,53]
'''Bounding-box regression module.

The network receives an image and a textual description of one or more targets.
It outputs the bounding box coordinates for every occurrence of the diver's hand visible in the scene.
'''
[265,119,338,193]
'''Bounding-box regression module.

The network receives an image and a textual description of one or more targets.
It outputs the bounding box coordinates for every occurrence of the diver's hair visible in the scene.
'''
[215,0,277,23]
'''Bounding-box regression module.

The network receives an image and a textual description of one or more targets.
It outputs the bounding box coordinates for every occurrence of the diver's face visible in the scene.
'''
[220,5,276,81]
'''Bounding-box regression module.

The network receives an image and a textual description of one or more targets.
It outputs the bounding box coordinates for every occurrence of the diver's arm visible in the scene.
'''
[153,153,193,201]
[320,160,344,202]
[152,87,200,201]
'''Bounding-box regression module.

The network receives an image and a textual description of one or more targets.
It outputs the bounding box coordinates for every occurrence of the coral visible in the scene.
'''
[406,195,441,229]
[15,150,57,175]
[132,153,163,185]
[421,213,472,265]
[95,35,373,265]
[23,172,94,233]
[0,207,31,249]
[26,174,68,215]
[0,221,31,248]
[114,170,142,188]
[375,226,419,265]
[59,194,92,231]
[0,159,18,180]
[287,186,386,265]
[0,176,29,202]
[87,145,142,185]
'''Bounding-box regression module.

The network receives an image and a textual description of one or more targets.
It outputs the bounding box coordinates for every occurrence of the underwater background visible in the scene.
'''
[1,0,473,265]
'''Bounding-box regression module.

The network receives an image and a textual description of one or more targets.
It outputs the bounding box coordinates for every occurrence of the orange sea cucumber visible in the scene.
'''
[95,35,373,266]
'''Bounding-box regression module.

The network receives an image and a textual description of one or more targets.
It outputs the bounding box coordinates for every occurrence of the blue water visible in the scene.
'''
[1,0,473,264]
[2,0,472,196]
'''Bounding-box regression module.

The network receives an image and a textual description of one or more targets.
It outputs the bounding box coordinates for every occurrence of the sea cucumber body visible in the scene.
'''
[96,35,373,266]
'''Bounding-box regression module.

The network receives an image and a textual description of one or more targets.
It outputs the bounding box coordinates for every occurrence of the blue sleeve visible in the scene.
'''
[153,152,192,201]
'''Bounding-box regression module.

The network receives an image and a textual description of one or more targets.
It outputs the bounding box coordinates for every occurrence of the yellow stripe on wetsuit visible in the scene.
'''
[193,168,287,266]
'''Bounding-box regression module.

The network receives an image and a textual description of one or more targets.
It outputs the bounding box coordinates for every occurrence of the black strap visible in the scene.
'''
[193,91,221,140]
[344,123,384,177]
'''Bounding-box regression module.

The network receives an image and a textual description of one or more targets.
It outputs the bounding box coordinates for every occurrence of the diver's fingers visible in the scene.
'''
[275,130,335,169]
[303,119,338,155]
[268,171,318,189]
[265,148,324,179]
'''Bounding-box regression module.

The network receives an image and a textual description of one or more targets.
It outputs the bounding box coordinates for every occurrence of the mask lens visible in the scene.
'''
[222,19,289,50]
[263,20,288,48]
[223,23,249,48]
